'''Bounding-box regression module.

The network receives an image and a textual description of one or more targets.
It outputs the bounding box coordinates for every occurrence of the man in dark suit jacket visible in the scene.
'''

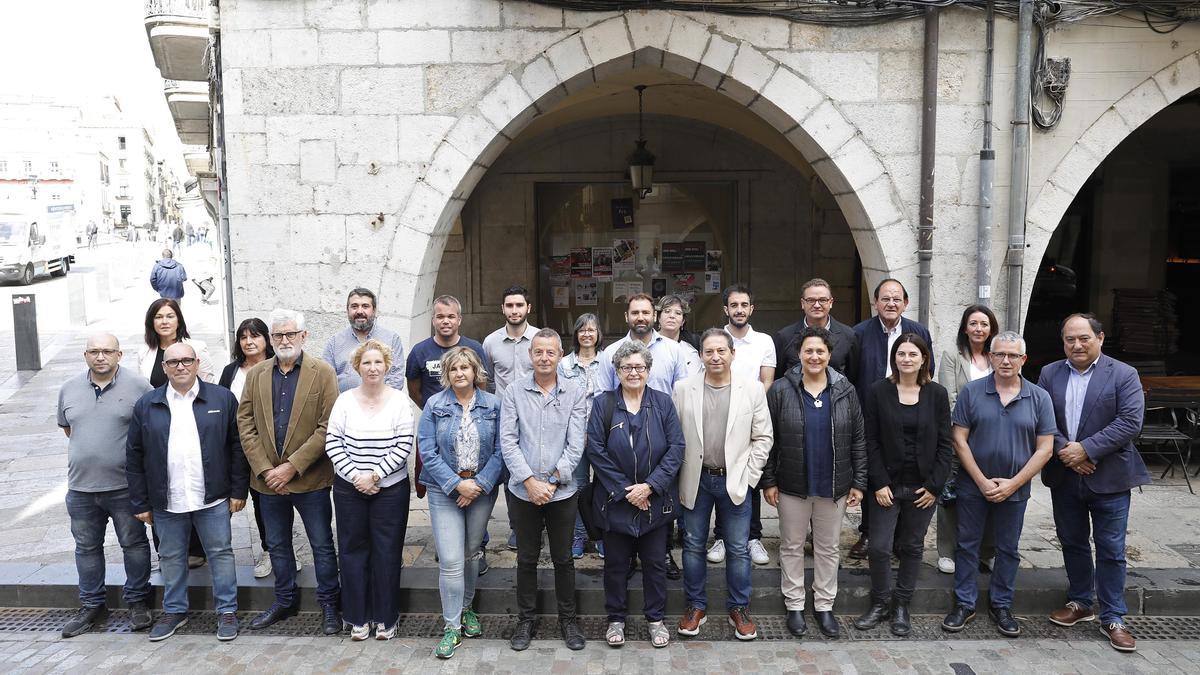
[1036,313,1149,653]
[847,278,935,558]
[773,278,859,382]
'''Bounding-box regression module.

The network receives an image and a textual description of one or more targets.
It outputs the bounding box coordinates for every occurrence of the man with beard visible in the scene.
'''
[406,295,490,407]
[482,285,539,397]
[322,288,406,393]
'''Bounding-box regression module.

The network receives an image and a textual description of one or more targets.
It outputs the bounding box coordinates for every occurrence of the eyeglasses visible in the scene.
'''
[877,297,905,306]
[85,349,118,357]
[270,330,303,342]
[164,358,197,369]
[990,352,1025,362]
[618,365,648,374]
[802,297,832,305]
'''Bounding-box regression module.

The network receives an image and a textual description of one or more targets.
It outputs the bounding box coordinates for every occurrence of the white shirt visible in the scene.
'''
[880,318,904,378]
[165,380,220,513]
[230,367,247,402]
[725,324,777,382]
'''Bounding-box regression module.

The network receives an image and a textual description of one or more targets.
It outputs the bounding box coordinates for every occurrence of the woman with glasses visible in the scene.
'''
[655,295,703,375]
[558,313,604,559]
[417,347,503,659]
[587,341,685,649]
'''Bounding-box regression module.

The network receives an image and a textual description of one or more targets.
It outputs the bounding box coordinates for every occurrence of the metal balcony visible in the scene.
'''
[145,0,210,82]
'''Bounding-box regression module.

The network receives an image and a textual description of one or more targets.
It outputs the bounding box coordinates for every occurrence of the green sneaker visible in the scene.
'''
[434,628,462,659]
[461,609,482,638]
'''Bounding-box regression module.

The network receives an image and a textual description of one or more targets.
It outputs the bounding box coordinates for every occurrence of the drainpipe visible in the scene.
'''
[976,0,996,306]
[917,7,940,327]
[1005,0,1035,330]
[212,1,236,347]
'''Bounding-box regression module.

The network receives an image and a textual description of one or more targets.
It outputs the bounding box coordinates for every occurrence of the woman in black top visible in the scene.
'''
[854,333,953,636]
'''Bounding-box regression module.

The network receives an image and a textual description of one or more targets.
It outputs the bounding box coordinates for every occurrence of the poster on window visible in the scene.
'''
[592,246,614,281]
[651,278,667,299]
[672,273,697,305]
[612,281,643,304]
[570,247,592,278]
[611,198,635,229]
[549,255,571,285]
[574,278,598,305]
[552,285,570,308]
[612,239,637,274]
[661,242,684,273]
[704,271,721,294]
[706,249,723,272]
[682,241,707,271]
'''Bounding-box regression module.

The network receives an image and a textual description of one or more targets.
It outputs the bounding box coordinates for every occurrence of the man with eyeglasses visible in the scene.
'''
[323,287,406,393]
[1037,314,1149,652]
[57,333,154,638]
[942,331,1055,638]
[126,342,248,642]
[238,308,342,635]
[773,278,859,383]
[848,278,935,559]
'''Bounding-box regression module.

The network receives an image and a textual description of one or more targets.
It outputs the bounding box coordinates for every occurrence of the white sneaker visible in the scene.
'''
[253,556,273,579]
[349,623,371,641]
[748,539,769,565]
[938,557,955,574]
[374,622,395,641]
[706,539,726,563]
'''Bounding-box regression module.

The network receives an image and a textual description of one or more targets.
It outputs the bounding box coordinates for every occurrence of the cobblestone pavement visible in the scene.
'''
[0,631,1197,674]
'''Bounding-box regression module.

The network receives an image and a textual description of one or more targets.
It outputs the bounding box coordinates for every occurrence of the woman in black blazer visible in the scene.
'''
[853,333,953,637]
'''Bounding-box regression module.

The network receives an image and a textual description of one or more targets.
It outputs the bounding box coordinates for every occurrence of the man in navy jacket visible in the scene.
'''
[1037,313,1149,653]
[849,278,935,557]
[127,342,248,643]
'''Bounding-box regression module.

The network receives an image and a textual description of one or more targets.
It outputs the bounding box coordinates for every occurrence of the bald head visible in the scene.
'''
[162,342,199,392]
[83,332,121,380]
[164,342,196,360]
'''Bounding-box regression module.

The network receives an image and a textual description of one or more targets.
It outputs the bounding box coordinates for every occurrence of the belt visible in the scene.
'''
[458,470,477,478]
[702,466,727,476]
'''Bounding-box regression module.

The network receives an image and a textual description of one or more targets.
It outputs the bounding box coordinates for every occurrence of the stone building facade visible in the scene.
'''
[214,0,1200,354]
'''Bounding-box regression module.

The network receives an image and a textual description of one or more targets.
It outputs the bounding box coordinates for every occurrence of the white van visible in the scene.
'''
[0,206,77,285]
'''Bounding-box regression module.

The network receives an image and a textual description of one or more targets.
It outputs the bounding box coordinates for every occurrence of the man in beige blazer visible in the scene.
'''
[672,328,773,641]
[237,308,341,635]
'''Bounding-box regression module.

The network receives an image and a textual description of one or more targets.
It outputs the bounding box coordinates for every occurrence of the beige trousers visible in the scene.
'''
[777,492,847,611]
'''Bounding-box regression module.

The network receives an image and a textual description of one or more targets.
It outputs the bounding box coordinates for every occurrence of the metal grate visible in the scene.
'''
[2,609,1199,642]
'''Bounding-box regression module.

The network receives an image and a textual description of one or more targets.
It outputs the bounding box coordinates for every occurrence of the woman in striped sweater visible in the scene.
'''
[325,339,415,641]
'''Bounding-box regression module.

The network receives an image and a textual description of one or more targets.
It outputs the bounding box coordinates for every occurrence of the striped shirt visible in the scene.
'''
[325,390,415,488]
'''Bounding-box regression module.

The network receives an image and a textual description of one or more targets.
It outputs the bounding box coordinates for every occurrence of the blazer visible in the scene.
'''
[852,316,935,402]
[672,372,773,509]
[863,379,954,495]
[138,338,215,384]
[938,350,991,410]
[1036,354,1151,494]
[218,360,241,389]
[237,353,339,495]
[126,381,249,514]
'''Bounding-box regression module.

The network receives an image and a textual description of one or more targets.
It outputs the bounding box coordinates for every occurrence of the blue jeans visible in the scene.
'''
[332,478,410,628]
[953,489,1027,609]
[153,501,237,614]
[572,453,590,541]
[66,488,151,608]
[258,487,340,607]
[1051,473,1132,624]
[682,472,752,610]
[428,487,498,630]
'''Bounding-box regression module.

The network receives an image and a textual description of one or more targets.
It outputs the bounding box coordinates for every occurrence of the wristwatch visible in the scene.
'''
[547,474,559,486]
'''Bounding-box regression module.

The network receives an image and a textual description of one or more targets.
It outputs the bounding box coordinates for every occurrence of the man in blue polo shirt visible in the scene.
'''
[942,330,1055,638]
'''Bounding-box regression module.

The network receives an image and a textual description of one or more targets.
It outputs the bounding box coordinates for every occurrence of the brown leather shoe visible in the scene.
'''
[1100,622,1136,652]
[1048,601,1095,627]
[849,534,869,560]
[676,607,706,636]
[728,607,758,641]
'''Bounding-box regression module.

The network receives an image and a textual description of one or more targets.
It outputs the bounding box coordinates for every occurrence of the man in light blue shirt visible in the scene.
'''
[598,293,690,394]
[321,288,405,392]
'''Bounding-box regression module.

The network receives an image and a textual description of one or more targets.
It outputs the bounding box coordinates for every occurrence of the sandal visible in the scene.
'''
[648,620,670,648]
[606,621,625,647]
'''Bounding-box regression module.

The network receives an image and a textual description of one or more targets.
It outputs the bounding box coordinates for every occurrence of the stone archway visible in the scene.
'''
[1020,50,1200,326]
[382,11,913,334]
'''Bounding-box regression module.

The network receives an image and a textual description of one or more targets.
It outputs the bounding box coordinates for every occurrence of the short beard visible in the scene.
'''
[351,317,375,333]
[630,323,652,337]
[275,345,299,362]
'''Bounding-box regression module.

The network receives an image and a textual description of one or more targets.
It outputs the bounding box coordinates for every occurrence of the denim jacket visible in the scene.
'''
[417,388,504,497]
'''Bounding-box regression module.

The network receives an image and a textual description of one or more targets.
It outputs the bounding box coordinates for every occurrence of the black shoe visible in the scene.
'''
[249,602,298,630]
[852,602,890,630]
[477,549,490,576]
[942,604,976,632]
[61,605,107,638]
[510,618,536,651]
[128,601,153,632]
[216,612,239,641]
[320,604,341,635]
[890,602,912,637]
[786,610,807,637]
[989,606,1021,637]
[560,618,586,650]
[813,610,840,638]
[665,553,681,581]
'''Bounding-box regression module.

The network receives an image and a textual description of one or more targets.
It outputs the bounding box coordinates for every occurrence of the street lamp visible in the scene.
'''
[627,85,655,199]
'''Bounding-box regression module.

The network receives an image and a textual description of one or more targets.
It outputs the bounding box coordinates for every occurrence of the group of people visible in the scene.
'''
[56,277,1151,656]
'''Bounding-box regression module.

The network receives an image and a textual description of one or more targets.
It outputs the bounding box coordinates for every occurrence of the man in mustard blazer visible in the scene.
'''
[673,328,773,641]
[237,308,341,635]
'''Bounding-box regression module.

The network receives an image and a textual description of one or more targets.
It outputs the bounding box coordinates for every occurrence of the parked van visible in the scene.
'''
[0,205,77,285]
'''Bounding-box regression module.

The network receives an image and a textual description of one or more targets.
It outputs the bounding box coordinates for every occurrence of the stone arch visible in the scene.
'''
[1020,50,1200,326]
[385,11,912,332]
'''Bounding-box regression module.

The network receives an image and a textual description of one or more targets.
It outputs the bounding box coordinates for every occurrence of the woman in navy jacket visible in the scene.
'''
[587,341,685,649]
[417,347,504,659]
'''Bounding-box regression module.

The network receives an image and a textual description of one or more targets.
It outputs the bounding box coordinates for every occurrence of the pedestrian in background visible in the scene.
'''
[150,249,187,301]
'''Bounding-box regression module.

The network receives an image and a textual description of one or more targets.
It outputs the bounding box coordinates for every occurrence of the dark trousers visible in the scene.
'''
[867,485,936,604]
[603,524,669,622]
[954,489,1027,609]
[713,486,763,541]
[259,487,340,607]
[332,478,410,628]
[1051,473,1132,624]
[249,490,269,551]
[508,491,578,621]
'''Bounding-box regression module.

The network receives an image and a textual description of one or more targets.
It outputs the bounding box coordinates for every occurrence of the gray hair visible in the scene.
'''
[612,340,654,371]
[992,330,1026,354]
[529,327,563,352]
[269,308,306,331]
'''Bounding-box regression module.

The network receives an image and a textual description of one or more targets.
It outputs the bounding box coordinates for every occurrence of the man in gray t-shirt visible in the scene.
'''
[56,333,154,638]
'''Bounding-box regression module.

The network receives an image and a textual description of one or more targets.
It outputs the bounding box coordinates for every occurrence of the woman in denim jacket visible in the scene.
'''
[418,347,504,659]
